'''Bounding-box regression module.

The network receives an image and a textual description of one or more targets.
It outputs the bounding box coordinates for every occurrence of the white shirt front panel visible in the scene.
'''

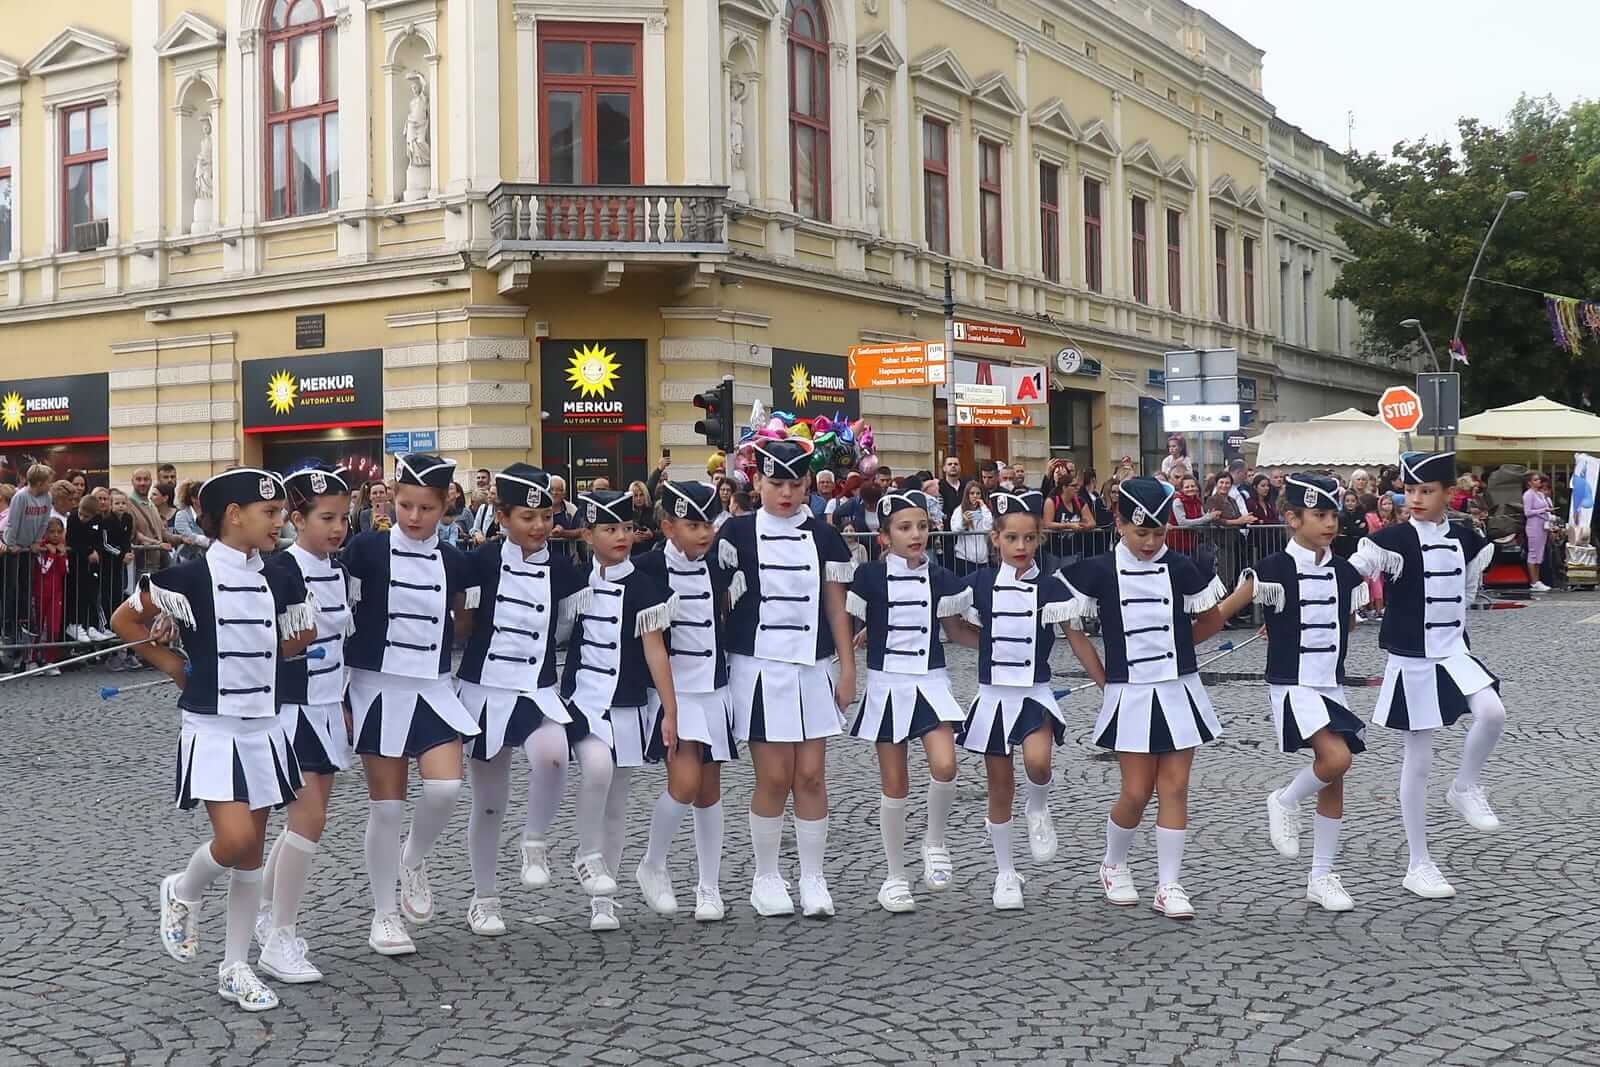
[570,557,629,715]
[1286,539,1339,688]
[208,542,278,718]
[752,509,820,665]
[1412,518,1469,659]
[663,542,717,693]
[288,543,349,706]
[1115,542,1179,684]
[881,552,933,676]
[988,562,1040,688]
[379,527,448,678]
[481,540,553,691]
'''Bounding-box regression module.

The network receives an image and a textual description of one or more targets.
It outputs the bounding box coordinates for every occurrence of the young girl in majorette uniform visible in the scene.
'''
[956,488,1076,911]
[847,488,970,913]
[1059,476,1252,920]
[1349,451,1505,899]
[711,439,855,918]
[453,464,586,935]
[113,468,316,1012]
[631,480,738,921]
[340,454,479,956]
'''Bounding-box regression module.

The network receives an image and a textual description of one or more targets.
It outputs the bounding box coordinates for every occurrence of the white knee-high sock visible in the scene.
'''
[1154,826,1185,886]
[269,830,318,932]
[1024,773,1053,815]
[365,798,405,915]
[602,767,635,877]
[694,802,723,890]
[986,819,1015,875]
[643,792,690,870]
[174,841,228,904]
[467,751,513,899]
[925,777,956,849]
[1311,815,1341,879]
[1455,689,1506,790]
[571,737,614,859]
[1400,729,1434,870]
[222,867,264,969]
[523,721,569,841]
[402,778,462,870]
[259,832,285,910]
[749,810,783,880]
[1280,766,1328,806]
[1103,815,1137,867]
[879,795,907,880]
[795,816,828,881]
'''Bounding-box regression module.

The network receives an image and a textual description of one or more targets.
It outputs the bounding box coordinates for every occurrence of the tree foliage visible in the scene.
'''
[1331,96,1600,413]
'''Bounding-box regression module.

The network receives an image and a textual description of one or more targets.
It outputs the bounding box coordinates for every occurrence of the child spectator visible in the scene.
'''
[31,516,69,672]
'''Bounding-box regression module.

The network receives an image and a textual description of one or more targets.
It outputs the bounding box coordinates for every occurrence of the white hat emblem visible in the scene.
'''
[1132,505,1147,526]
[309,471,327,494]
[1303,487,1318,507]
[996,496,1009,514]
[586,503,597,523]
[259,477,275,500]
[675,497,689,518]
[762,457,775,477]
[527,487,539,507]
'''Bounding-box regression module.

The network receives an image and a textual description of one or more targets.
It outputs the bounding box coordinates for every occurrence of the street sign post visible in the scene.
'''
[1378,385,1424,434]
[847,341,949,389]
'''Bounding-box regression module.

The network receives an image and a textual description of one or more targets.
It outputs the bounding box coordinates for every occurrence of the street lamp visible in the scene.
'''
[1452,190,1529,351]
[1400,318,1441,373]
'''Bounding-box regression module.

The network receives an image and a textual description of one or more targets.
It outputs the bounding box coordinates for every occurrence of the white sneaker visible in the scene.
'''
[1153,882,1195,919]
[1306,873,1355,912]
[65,624,87,643]
[921,843,954,892]
[1266,788,1302,858]
[367,911,416,955]
[693,884,725,922]
[1447,784,1503,833]
[1099,863,1139,906]
[876,877,916,913]
[252,906,272,947]
[398,857,433,923]
[257,927,323,983]
[798,875,835,918]
[466,895,507,937]
[589,896,620,932]
[1403,862,1456,899]
[91,626,117,641]
[158,873,199,963]
[39,666,60,676]
[634,862,678,916]
[1529,581,1551,592]
[992,870,1025,910]
[217,961,279,1012]
[750,875,795,917]
[1025,808,1058,862]
[520,838,551,888]
[572,853,618,896]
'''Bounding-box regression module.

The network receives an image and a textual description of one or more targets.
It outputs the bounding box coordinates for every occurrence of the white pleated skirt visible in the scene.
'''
[648,688,738,763]
[729,653,842,743]
[1372,651,1498,731]
[958,682,1066,756]
[608,703,658,768]
[176,712,302,812]
[348,669,479,759]
[1267,684,1368,755]
[851,669,963,744]
[457,679,571,762]
[283,701,354,775]
[1093,675,1221,753]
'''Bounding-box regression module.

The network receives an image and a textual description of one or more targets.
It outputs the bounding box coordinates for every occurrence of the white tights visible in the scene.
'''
[1401,688,1507,871]
[522,721,613,860]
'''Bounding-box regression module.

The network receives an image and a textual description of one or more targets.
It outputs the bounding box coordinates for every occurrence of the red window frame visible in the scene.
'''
[1083,176,1103,293]
[922,117,949,255]
[1243,235,1256,329]
[0,119,13,258]
[1166,208,1182,313]
[538,21,644,185]
[263,0,338,219]
[787,0,830,221]
[978,138,1003,267]
[1131,195,1149,304]
[59,102,108,247]
[1215,224,1230,323]
[1039,161,1060,282]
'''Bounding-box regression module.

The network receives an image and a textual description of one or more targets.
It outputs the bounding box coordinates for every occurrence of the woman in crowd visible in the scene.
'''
[1450,475,1476,514]
[1245,472,1280,567]
[1523,471,1554,592]
[713,479,736,530]
[628,479,661,556]
[65,489,114,641]
[1042,461,1096,560]
[948,479,994,575]
[1333,489,1366,558]
[1167,474,1215,554]
[173,481,212,563]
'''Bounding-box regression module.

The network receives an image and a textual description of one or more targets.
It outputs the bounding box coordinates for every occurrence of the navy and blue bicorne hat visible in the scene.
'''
[579,489,634,526]
[1399,451,1455,486]
[395,453,457,489]
[878,488,932,519]
[750,438,812,481]
[991,488,1045,518]
[199,467,285,515]
[1116,476,1176,529]
[1284,472,1341,510]
[661,480,720,523]
[283,465,351,501]
[496,463,554,510]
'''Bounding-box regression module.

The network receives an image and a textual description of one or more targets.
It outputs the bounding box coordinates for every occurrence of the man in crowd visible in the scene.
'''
[155,463,178,507]
[126,468,169,550]
[467,481,498,544]
[979,459,1001,504]
[474,468,492,495]
[874,465,894,494]
[547,474,581,558]
[3,464,55,641]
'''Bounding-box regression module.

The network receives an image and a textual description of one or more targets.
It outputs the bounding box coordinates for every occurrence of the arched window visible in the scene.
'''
[786,0,829,221]
[264,0,339,219]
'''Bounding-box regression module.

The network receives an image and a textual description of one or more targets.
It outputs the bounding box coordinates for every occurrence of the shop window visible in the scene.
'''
[1166,208,1182,313]
[922,117,948,254]
[61,102,109,250]
[264,0,339,219]
[1215,224,1230,323]
[0,120,12,260]
[978,138,1002,268]
[1039,161,1059,282]
[539,22,643,185]
[1131,195,1149,304]
[787,0,830,221]
[1083,176,1103,293]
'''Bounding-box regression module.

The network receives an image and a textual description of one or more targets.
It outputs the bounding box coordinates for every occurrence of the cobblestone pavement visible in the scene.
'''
[3,591,1599,1066]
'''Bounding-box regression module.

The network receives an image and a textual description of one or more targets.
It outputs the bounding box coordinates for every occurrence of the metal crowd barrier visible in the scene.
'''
[0,544,169,668]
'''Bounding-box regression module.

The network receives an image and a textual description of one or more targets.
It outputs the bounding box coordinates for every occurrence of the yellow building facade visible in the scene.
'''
[0,0,1398,488]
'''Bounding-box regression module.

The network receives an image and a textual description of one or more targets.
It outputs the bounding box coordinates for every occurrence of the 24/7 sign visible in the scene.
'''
[1378,385,1423,433]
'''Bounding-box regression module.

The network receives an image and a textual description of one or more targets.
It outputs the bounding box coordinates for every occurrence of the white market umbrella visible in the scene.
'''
[1454,395,1600,453]
[1244,408,1401,469]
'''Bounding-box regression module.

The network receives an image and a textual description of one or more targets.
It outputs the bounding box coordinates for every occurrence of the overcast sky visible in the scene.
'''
[1190,0,1594,156]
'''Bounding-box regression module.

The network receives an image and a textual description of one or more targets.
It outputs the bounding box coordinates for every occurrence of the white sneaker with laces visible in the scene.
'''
[1153,882,1195,919]
[693,884,725,922]
[90,626,117,641]
[992,871,1025,910]
[1403,862,1456,899]
[252,906,272,947]
[635,862,678,916]
[876,877,916,913]
[520,838,551,888]
[159,873,199,963]
[798,875,835,918]
[1099,863,1138,906]
[1025,808,1058,862]
[40,666,60,676]
[258,927,324,983]
[749,875,795,917]
[65,624,87,643]
[398,857,433,923]
[1446,784,1502,832]
[367,911,416,955]
[571,852,618,896]
[921,843,954,892]
[1266,788,1302,858]
[1529,581,1551,592]
[1306,873,1355,912]
[467,895,507,936]
[217,961,279,1012]
[589,896,620,932]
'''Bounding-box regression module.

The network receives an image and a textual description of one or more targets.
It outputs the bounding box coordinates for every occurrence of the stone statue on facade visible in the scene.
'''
[403,72,430,201]
[728,78,748,199]
[190,115,215,234]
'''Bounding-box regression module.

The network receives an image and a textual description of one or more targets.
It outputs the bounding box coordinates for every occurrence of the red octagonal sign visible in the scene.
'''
[1378,385,1423,433]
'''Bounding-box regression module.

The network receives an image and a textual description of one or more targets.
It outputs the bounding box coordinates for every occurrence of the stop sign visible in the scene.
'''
[1378,386,1423,432]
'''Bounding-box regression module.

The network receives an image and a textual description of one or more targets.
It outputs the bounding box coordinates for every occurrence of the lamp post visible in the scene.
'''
[1452,190,1528,352]
[1399,318,1441,373]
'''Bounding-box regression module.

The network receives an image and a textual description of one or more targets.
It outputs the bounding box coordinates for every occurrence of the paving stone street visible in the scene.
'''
[3,592,1598,1066]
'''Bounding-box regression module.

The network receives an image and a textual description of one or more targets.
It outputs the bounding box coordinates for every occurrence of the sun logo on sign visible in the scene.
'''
[266,371,298,415]
[789,364,810,408]
[566,343,621,399]
[0,392,23,432]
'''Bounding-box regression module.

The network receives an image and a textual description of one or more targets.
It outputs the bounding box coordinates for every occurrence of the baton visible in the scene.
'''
[1053,634,1263,700]
[0,636,163,685]
[97,645,326,700]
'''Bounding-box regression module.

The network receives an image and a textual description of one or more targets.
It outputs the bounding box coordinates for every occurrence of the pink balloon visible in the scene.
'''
[858,454,880,479]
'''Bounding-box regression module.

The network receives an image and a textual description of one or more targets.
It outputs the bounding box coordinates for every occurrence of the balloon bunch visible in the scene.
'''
[712,400,879,482]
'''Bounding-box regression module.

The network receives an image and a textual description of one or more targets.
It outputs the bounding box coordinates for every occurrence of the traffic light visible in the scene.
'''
[693,376,735,452]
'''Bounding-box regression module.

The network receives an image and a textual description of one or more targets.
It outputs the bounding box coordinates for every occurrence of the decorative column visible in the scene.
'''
[514,12,538,180]
[644,14,667,182]
[1109,90,1127,303]
[763,10,790,212]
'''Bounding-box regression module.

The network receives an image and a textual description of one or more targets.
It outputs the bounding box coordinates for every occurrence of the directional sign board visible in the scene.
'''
[1163,403,1241,432]
[953,320,1025,347]
[956,404,1037,428]
[953,382,1006,406]
[1378,385,1423,433]
[847,341,948,389]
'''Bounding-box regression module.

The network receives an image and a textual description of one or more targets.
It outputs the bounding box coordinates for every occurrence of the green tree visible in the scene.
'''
[1331,96,1600,414]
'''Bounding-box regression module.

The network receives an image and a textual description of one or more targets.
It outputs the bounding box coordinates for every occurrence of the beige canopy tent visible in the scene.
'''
[1454,395,1600,457]
[1242,408,1400,473]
